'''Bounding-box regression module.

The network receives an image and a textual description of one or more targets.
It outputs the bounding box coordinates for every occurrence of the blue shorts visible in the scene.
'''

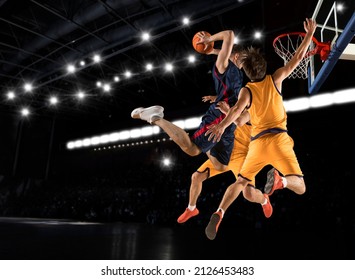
[191,115,236,165]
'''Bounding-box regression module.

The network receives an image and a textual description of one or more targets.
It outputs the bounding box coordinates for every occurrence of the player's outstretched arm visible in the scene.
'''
[236,110,250,127]
[213,30,234,74]
[216,101,250,127]
[273,18,317,86]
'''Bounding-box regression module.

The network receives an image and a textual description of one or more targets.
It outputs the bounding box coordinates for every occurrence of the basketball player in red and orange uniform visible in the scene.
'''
[204,18,317,240]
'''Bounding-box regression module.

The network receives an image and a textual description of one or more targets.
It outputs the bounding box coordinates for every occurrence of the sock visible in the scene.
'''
[188,204,196,211]
[282,177,287,188]
[261,198,268,205]
[217,208,225,217]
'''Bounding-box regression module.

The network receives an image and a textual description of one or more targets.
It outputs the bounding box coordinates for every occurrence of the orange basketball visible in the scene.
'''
[192,31,214,54]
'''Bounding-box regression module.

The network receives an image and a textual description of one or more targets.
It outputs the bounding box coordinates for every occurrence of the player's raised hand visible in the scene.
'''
[304,18,317,35]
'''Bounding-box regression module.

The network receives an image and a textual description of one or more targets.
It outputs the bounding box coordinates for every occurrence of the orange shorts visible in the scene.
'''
[197,125,255,186]
[239,132,303,185]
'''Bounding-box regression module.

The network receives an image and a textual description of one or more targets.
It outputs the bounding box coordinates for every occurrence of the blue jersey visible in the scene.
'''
[213,60,243,105]
[200,60,243,126]
[191,60,244,165]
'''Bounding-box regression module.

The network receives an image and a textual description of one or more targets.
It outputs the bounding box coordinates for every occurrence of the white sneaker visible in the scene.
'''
[131,105,164,124]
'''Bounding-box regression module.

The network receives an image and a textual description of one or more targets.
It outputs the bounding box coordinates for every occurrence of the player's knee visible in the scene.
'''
[186,150,201,157]
[298,184,306,195]
[183,146,201,157]
[191,170,208,183]
[296,178,306,195]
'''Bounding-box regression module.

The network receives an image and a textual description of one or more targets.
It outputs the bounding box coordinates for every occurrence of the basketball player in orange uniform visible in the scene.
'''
[204,18,317,240]
[177,100,273,223]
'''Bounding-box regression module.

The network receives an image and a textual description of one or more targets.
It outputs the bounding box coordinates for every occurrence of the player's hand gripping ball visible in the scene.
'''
[192,31,214,54]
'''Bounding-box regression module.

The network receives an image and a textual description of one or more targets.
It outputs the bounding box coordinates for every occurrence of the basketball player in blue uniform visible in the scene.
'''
[131,30,244,173]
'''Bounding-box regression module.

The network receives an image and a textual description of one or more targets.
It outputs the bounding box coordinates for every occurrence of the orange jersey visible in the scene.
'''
[245,75,287,140]
[239,75,303,182]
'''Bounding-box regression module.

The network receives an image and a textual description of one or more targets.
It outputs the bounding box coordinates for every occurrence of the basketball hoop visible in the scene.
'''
[273,32,331,79]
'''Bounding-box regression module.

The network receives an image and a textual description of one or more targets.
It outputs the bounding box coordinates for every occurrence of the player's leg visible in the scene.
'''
[177,169,208,223]
[234,137,273,218]
[242,185,262,202]
[131,106,201,156]
[228,149,266,205]
[265,168,305,195]
[243,185,272,218]
[189,170,209,206]
[177,159,229,223]
[264,133,306,196]
[205,177,248,240]
[283,175,305,194]
[154,118,202,156]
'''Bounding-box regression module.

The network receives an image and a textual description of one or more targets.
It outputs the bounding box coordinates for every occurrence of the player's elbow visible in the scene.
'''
[235,118,244,127]
[223,30,234,40]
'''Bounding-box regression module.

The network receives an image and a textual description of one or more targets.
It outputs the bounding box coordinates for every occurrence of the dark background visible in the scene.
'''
[0,0,354,260]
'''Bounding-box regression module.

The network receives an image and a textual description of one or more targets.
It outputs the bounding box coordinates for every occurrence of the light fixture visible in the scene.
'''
[6,91,15,100]
[163,158,171,166]
[77,91,85,99]
[23,83,33,92]
[21,107,30,116]
[165,63,173,72]
[141,32,150,41]
[66,64,76,74]
[145,63,153,71]
[49,96,58,105]
[182,17,190,25]
[93,54,101,63]
[188,55,196,63]
[103,83,111,92]
[336,3,344,12]
[254,31,262,39]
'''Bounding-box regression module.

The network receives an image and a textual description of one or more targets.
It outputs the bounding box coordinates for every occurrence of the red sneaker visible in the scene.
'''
[262,194,273,218]
[205,210,223,240]
[177,208,199,223]
[264,168,283,196]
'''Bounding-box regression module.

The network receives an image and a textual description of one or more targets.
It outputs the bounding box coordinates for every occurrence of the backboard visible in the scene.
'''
[308,0,355,94]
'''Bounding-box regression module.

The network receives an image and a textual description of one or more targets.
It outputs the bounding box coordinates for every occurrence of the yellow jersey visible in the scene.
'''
[245,75,287,140]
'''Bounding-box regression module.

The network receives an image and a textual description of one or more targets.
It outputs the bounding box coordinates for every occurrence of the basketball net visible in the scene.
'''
[273,32,330,79]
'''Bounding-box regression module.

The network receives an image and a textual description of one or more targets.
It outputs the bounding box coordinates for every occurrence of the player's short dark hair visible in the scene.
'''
[242,47,267,80]
[231,44,244,54]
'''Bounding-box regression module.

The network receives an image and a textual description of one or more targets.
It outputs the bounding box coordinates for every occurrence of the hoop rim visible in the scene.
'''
[273,32,331,59]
